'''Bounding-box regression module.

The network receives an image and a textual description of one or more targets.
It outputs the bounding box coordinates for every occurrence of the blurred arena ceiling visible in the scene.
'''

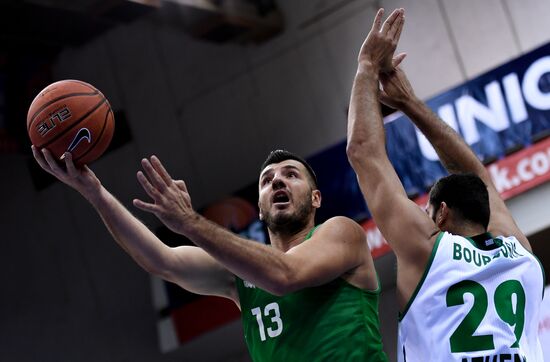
[0,0,282,154]
[0,0,161,54]
[0,0,282,54]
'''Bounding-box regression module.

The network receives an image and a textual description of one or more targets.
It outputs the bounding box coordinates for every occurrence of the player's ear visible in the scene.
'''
[312,189,321,209]
[258,202,264,220]
[437,202,448,227]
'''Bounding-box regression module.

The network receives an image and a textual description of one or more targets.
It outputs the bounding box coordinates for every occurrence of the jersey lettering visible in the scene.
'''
[453,241,524,267]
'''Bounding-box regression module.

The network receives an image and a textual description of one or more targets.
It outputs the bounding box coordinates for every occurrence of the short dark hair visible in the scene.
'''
[260,150,318,188]
[429,173,490,229]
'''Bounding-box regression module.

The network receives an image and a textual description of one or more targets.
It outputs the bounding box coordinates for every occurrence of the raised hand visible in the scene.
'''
[31,145,101,200]
[357,8,405,73]
[133,156,195,234]
[379,65,416,110]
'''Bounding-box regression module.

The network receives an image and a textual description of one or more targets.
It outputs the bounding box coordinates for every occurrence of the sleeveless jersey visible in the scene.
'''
[398,231,545,362]
[236,227,388,362]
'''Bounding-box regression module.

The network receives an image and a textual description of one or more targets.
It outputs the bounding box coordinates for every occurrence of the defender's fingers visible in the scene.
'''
[150,155,173,185]
[392,53,407,67]
[371,8,384,32]
[381,8,401,35]
[390,11,405,41]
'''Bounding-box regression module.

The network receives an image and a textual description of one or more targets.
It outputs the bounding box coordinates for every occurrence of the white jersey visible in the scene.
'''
[398,231,545,362]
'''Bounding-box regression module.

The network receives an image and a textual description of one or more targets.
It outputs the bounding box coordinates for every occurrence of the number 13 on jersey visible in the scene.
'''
[251,302,284,341]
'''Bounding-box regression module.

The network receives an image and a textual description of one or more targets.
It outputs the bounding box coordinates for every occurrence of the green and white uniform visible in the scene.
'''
[398,231,545,362]
[236,227,388,362]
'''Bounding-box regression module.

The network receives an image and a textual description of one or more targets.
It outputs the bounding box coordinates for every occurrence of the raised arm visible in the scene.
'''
[379,67,531,250]
[132,156,371,296]
[346,8,436,267]
[32,146,237,301]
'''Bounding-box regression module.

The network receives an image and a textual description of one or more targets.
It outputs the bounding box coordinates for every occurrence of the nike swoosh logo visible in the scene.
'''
[67,128,92,152]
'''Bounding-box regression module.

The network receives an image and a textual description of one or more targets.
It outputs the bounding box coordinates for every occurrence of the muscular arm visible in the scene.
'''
[346,65,434,264]
[380,68,531,250]
[346,9,435,265]
[89,187,237,299]
[182,215,367,295]
[32,147,236,301]
[134,156,368,296]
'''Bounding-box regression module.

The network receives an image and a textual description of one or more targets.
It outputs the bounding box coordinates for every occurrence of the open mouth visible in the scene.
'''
[272,191,290,205]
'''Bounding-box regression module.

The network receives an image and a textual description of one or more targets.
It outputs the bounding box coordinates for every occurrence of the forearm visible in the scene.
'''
[180,214,292,295]
[87,186,173,276]
[347,66,386,162]
[401,97,485,175]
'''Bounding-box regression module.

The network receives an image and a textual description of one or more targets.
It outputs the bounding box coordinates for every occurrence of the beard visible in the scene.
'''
[262,192,314,236]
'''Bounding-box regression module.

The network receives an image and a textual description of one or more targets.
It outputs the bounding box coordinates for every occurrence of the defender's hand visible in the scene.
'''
[357,8,405,73]
[133,155,194,234]
[379,66,416,110]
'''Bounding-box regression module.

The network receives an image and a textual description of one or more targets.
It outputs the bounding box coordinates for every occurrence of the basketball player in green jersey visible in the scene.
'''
[347,8,544,361]
[32,146,388,361]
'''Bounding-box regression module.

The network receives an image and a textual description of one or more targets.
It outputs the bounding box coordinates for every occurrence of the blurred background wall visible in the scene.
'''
[1,0,550,361]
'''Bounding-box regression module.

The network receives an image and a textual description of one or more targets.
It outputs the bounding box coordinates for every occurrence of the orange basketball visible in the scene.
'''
[27,80,115,166]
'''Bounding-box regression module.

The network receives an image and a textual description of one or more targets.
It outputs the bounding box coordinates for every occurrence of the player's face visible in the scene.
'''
[258,160,320,232]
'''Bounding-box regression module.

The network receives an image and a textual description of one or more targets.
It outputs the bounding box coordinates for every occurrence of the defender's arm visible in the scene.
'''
[379,68,531,250]
[346,10,436,307]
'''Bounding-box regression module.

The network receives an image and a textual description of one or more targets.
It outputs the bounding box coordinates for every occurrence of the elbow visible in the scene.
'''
[347,138,387,169]
[346,140,361,164]
[142,262,167,279]
[346,139,370,168]
[266,270,300,297]
[140,255,174,281]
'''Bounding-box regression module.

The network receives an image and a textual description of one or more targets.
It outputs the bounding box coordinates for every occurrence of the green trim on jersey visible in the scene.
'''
[304,225,320,240]
[526,248,546,299]
[398,231,444,322]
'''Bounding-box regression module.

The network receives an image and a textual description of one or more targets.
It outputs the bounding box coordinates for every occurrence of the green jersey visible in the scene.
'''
[236,228,387,362]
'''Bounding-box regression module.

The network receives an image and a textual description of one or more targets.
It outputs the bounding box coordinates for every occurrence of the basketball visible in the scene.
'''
[27,79,115,166]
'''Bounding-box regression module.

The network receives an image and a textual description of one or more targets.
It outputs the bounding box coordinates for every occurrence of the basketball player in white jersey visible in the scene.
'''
[346,8,544,361]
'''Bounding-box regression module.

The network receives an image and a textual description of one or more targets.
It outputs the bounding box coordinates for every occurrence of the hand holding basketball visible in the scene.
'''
[27,79,115,167]
[31,146,102,200]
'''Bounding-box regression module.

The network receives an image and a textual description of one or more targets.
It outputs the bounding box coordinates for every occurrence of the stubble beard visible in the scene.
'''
[262,193,313,237]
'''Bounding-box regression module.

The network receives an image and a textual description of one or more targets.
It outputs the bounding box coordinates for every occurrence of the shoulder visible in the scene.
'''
[314,217,366,244]
[318,216,363,231]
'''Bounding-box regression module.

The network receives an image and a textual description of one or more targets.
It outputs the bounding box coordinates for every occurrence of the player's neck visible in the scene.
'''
[269,222,314,252]
[445,221,486,238]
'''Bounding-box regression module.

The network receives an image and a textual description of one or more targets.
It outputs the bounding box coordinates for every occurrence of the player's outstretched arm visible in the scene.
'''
[31,146,237,301]
[379,68,531,250]
[133,156,370,295]
[346,9,435,268]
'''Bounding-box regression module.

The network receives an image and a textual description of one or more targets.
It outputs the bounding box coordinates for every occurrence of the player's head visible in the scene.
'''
[428,173,490,230]
[258,150,321,234]
[260,150,318,188]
